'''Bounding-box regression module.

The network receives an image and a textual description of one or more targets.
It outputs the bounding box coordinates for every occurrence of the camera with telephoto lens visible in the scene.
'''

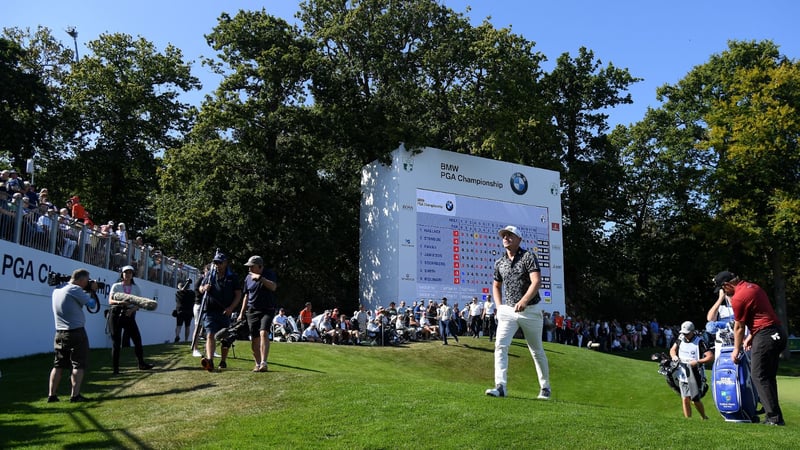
[47,271,106,291]
[214,319,250,348]
[47,271,105,314]
[47,272,71,286]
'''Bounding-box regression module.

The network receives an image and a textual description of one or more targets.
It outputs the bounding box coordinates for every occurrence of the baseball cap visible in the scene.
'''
[244,255,264,266]
[713,271,736,292]
[498,225,523,240]
[121,265,135,273]
[680,321,695,334]
[212,250,227,263]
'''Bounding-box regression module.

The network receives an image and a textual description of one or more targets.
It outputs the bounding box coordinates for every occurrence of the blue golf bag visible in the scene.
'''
[711,338,760,423]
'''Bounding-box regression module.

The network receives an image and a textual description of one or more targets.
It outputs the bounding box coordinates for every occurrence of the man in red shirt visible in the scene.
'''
[553,312,564,344]
[299,302,313,332]
[715,271,786,426]
[68,196,88,223]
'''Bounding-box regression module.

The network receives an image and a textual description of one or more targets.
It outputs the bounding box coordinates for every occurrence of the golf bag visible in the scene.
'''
[215,319,250,349]
[652,352,681,396]
[711,328,760,423]
[652,349,708,401]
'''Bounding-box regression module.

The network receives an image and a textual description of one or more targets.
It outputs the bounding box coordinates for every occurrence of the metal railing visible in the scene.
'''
[0,196,199,287]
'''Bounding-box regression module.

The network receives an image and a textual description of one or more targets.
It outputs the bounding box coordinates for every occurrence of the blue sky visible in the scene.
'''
[3,1,798,127]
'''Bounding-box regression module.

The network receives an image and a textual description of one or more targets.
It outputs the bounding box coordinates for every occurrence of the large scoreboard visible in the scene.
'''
[415,189,553,303]
[360,146,564,312]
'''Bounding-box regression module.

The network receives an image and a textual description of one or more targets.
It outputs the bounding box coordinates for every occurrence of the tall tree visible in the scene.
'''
[0,28,68,174]
[702,43,800,338]
[56,32,199,231]
[541,48,640,317]
[644,40,800,335]
[158,1,643,316]
[607,110,720,324]
[157,11,349,308]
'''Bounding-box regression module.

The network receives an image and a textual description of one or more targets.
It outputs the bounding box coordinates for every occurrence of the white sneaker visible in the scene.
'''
[192,349,202,357]
[485,384,506,397]
[537,388,551,400]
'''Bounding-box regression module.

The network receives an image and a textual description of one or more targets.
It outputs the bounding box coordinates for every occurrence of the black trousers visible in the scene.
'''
[470,316,483,336]
[750,326,786,421]
[109,309,145,371]
[484,315,496,340]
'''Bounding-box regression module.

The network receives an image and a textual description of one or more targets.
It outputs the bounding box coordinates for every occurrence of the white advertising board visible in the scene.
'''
[0,239,178,360]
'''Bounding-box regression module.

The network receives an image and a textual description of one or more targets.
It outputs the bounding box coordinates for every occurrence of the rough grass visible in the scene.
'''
[2,338,800,449]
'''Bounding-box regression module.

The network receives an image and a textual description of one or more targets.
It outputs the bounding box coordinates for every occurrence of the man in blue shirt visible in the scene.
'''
[237,255,277,372]
[650,318,661,348]
[47,268,98,403]
[198,250,241,372]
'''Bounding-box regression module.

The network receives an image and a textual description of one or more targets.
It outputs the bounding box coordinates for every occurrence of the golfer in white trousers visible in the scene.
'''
[485,225,550,400]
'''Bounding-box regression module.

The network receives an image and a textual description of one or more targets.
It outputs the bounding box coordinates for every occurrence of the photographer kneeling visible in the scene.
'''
[108,265,154,374]
[47,268,99,403]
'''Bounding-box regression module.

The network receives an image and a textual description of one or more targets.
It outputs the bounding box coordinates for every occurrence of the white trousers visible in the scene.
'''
[494,304,550,390]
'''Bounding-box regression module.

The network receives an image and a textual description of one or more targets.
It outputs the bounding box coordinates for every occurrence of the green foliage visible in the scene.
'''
[156,1,644,318]
[0,30,59,172]
[541,48,641,319]
[3,28,199,236]
[650,40,800,331]
[57,33,199,231]
[158,9,357,310]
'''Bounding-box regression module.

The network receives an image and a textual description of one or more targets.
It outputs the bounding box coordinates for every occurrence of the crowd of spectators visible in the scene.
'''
[1,168,197,288]
[543,312,684,352]
[272,298,500,346]
[267,296,686,355]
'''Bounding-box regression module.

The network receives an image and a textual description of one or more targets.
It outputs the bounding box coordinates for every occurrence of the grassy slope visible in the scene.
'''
[2,338,800,449]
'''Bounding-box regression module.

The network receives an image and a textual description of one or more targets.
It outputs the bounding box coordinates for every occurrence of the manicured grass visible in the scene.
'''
[2,338,800,449]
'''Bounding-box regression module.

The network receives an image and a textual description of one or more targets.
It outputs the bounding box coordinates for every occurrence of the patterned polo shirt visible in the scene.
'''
[493,247,541,306]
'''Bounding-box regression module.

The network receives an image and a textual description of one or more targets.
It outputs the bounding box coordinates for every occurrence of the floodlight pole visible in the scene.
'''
[66,27,79,62]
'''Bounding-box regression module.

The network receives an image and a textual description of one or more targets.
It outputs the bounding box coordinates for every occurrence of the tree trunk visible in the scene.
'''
[770,247,791,360]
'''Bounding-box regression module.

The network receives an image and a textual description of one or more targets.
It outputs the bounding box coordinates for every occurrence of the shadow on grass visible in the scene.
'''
[62,408,156,450]
[0,414,62,449]
[540,342,800,376]
[107,382,218,401]
[0,402,158,449]
[268,361,326,373]
[515,340,567,355]
[459,343,496,354]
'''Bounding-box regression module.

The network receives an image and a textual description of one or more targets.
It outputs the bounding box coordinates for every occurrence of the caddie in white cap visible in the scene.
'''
[669,319,711,420]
